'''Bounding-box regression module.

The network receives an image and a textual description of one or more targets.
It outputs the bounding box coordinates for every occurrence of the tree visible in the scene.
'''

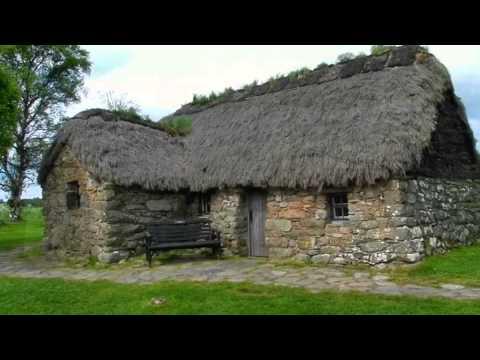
[0,46,91,221]
[0,66,19,158]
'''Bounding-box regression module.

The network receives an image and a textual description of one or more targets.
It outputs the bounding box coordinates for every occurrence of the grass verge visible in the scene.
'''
[1,276,480,314]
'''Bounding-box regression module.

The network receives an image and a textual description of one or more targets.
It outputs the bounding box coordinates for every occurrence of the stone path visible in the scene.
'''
[2,248,480,300]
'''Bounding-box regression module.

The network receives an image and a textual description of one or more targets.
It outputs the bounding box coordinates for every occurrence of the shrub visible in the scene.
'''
[314,62,329,70]
[192,94,210,106]
[336,52,355,64]
[287,67,311,80]
[241,80,258,92]
[159,116,192,137]
[370,45,397,56]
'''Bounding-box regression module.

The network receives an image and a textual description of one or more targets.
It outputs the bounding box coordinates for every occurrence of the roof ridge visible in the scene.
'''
[174,45,432,116]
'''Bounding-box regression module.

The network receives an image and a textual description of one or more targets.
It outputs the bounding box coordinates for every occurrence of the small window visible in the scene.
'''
[198,193,211,215]
[330,193,349,220]
[66,181,80,210]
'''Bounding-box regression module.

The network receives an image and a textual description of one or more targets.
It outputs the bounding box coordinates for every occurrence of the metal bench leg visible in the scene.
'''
[212,246,222,259]
[146,249,152,267]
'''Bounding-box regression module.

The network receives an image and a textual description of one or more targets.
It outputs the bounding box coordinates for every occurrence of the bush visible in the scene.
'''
[192,94,210,106]
[314,62,329,70]
[336,52,355,64]
[159,116,192,137]
[241,80,258,92]
[287,67,311,80]
[370,45,397,56]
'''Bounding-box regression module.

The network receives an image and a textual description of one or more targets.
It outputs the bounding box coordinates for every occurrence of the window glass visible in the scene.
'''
[330,193,349,220]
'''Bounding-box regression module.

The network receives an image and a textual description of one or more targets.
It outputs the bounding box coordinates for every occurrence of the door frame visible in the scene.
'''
[247,189,268,257]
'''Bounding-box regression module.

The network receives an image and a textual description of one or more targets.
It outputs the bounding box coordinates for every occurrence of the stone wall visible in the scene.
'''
[265,178,480,265]
[44,150,480,266]
[208,189,248,256]
[99,186,191,262]
[265,184,421,265]
[43,147,193,263]
[43,146,110,258]
[405,178,480,255]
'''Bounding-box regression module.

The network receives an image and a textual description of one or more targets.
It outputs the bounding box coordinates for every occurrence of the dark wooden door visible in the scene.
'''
[248,190,267,257]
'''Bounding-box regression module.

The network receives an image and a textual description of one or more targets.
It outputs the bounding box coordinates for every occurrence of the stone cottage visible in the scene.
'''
[38,45,480,265]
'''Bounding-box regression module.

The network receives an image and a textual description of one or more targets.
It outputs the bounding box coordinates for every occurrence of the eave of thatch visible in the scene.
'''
[39,46,477,192]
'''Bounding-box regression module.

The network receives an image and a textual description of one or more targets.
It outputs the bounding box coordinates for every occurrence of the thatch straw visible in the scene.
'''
[39,47,478,192]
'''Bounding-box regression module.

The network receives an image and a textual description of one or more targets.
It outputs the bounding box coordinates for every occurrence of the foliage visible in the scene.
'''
[287,67,311,80]
[192,87,236,107]
[0,45,91,221]
[315,62,329,70]
[370,45,397,56]
[386,243,480,288]
[0,206,43,250]
[241,80,258,92]
[1,276,480,314]
[192,94,210,106]
[21,198,43,207]
[104,91,152,122]
[336,52,355,64]
[0,204,9,225]
[159,116,192,137]
[0,66,19,158]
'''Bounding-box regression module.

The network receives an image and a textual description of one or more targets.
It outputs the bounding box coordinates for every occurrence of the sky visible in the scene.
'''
[3,45,480,200]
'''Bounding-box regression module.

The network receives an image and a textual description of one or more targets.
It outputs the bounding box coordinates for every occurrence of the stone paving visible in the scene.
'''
[2,248,480,300]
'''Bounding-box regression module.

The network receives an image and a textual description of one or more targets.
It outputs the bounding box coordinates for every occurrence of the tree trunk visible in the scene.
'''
[8,172,24,222]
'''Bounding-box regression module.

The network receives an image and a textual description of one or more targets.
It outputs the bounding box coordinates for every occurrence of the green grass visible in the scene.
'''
[1,276,480,315]
[0,207,44,251]
[385,244,480,288]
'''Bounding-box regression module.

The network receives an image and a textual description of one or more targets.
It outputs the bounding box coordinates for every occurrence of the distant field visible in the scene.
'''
[0,207,44,251]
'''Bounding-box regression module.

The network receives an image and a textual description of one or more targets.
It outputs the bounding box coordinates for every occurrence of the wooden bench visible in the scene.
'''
[145,219,223,266]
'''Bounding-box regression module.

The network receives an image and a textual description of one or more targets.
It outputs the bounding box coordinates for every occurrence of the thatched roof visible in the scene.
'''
[38,45,478,192]
[38,109,189,190]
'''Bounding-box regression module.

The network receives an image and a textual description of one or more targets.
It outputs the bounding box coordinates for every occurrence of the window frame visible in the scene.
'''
[198,192,211,215]
[66,181,81,210]
[329,192,349,221]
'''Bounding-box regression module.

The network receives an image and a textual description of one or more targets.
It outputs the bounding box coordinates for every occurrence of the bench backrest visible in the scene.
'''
[147,220,213,244]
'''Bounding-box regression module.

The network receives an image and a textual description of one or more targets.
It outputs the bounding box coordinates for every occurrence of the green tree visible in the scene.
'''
[0,66,19,158]
[0,45,91,221]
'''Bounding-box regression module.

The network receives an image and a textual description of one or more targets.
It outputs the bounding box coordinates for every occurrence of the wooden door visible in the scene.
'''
[248,190,267,257]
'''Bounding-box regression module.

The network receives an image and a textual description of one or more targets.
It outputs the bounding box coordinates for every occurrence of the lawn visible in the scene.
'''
[1,276,480,315]
[386,243,480,288]
[0,207,44,251]
[1,206,480,314]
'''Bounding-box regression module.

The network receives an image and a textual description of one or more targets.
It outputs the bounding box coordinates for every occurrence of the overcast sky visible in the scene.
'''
[5,45,480,200]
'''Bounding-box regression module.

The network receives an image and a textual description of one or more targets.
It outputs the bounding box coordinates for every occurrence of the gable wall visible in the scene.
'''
[43,146,110,258]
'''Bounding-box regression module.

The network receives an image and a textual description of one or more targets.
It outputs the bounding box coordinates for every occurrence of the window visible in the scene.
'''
[66,181,80,210]
[198,193,211,215]
[330,193,349,220]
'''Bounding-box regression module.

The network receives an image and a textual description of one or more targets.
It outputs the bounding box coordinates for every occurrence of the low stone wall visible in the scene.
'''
[406,178,480,255]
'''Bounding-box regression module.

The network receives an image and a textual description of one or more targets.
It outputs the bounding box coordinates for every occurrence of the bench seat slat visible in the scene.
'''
[145,220,222,266]
[149,240,221,250]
